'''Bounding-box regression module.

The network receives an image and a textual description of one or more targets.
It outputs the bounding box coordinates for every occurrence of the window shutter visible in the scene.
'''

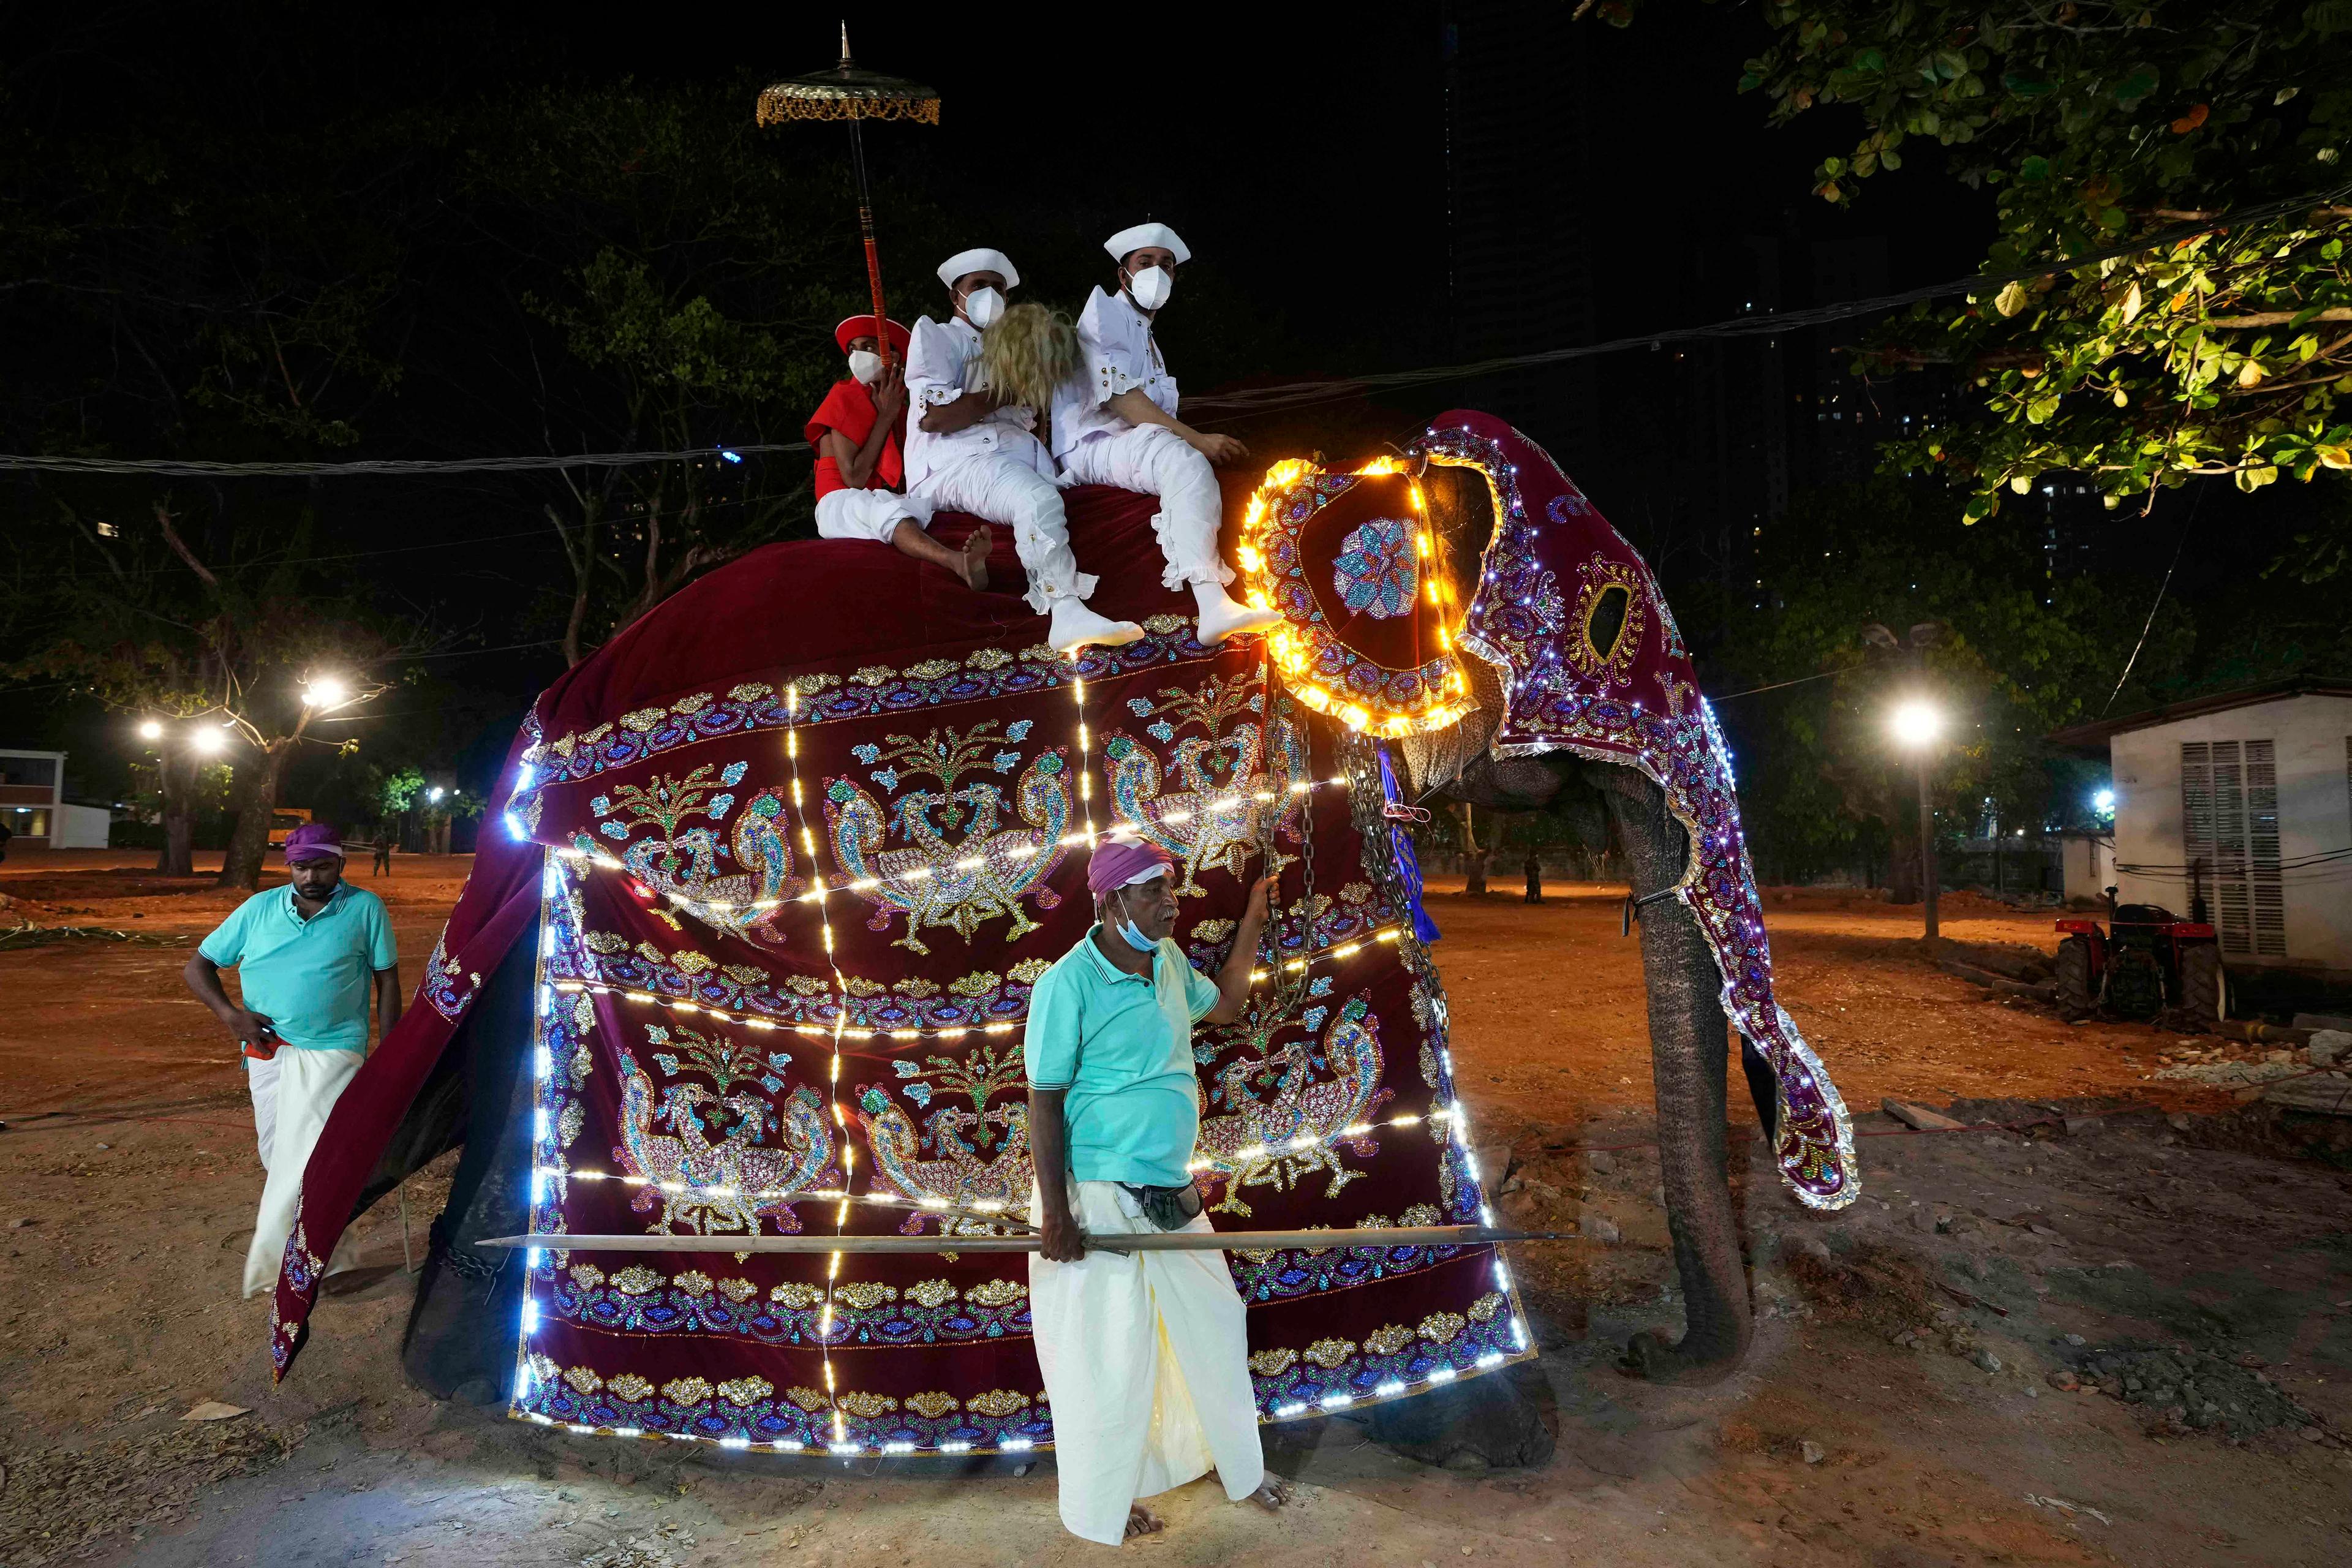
[2180,737,2285,958]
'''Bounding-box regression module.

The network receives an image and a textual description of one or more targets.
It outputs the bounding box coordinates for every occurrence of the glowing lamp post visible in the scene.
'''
[190,727,226,756]
[1888,698,1943,941]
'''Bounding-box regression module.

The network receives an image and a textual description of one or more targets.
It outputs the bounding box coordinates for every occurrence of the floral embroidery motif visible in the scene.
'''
[1330,516,1419,619]
[824,722,1070,954]
[1561,554,1648,689]
[420,929,483,1022]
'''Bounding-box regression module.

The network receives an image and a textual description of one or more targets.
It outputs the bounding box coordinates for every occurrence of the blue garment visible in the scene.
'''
[1023,925,1221,1188]
[198,882,398,1052]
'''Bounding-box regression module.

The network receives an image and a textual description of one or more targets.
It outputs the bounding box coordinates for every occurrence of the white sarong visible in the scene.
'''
[1029,1180,1264,1544]
[243,1047,364,1297]
[813,486,935,545]
[1059,426,1234,592]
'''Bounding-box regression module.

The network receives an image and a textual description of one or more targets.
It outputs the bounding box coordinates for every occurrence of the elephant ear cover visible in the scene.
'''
[1402,410,1860,1212]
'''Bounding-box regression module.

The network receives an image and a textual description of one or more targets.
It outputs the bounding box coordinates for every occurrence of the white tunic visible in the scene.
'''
[903,314,1058,493]
[1051,287,1179,460]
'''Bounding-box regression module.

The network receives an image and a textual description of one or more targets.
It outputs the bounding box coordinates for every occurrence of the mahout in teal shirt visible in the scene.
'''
[198,882,398,1052]
[1023,925,1219,1188]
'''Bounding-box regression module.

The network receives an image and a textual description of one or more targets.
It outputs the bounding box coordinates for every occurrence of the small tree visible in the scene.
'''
[1716,1,2352,515]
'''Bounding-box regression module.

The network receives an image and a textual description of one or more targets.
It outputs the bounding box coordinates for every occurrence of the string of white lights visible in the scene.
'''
[545,925,1406,1039]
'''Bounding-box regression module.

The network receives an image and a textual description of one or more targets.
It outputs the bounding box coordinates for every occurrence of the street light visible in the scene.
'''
[190,728,225,755]
[428,786,446,804]
[303,675,350,709]
[138,719,164,740]
[2092,788,2116,815]
[1888,696,1945,941]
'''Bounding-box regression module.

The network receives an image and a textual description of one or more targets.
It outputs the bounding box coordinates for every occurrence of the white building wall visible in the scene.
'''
[51,803,114,849]
[2108,694,2352,971]
[2059,834,2113,904]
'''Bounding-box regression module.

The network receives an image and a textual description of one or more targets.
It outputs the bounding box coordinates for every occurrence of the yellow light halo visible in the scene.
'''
[1239,454,1470,739]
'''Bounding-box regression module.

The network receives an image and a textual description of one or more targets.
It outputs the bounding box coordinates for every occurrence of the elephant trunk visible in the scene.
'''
[1594,768,1753,1383]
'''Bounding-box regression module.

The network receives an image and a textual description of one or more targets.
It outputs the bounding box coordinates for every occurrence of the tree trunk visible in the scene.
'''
[156,748,197,876]
[216,741,295,891]
[1458,802,1488,895]
[1887,829,1920,904]
[1589,763,1753,1383]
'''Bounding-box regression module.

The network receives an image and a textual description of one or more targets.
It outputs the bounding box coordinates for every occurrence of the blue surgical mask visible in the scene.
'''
[1116,916,1157,952]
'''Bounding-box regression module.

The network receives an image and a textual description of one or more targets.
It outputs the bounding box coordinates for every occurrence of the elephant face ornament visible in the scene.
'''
[1240,458,1471,737]
[1244,413,1860,1212]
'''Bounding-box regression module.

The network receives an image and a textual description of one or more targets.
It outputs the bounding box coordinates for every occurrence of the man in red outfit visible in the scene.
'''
[809,314,990,589]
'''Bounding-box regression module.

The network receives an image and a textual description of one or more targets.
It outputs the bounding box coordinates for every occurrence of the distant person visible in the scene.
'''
[182,823,401,1297]
[1523,850,1543,905]
[372,834,393,878]
[809,314,991,590]
[1051,222,1280,647]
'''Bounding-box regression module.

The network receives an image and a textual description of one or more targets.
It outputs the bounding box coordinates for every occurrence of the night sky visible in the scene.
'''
[3,2,2024,807]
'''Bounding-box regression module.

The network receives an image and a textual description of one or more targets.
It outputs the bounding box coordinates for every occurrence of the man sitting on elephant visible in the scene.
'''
[905,246,1137,653]
[1052,222,1280,647]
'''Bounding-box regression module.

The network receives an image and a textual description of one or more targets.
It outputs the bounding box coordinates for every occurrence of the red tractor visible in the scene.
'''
[2054,903,2226,1023]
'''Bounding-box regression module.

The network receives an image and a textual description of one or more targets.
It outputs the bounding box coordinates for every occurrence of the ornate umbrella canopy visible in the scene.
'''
[755,27,937,368]
[756,29,939,125]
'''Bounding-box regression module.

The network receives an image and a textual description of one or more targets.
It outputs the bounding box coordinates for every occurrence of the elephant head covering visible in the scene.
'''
[1406,410,1859,1210]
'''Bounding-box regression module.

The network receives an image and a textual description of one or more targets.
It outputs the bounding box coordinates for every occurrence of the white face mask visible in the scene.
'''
[1125,264,1173,312]
[847,349,883,385]
[961,285,1005,331]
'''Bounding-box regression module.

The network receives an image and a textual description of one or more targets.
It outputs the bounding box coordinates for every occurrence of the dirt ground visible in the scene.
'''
[1,854,2347,1567]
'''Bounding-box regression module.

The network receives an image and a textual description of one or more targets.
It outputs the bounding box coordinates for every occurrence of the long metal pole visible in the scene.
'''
[1918,748,1939,941]
[845,115,892,368]
[476,1224,1550,1257]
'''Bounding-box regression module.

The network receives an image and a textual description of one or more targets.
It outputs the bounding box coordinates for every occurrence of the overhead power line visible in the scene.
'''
[4,181,2345,476]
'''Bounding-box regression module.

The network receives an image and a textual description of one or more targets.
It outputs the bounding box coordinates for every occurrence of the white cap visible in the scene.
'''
[1104,222,1190,266]
[937,247,1020,290]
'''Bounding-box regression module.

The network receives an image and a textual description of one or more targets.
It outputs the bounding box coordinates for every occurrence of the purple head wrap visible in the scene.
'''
[281,823,344,863]
[1086,837,1174,894]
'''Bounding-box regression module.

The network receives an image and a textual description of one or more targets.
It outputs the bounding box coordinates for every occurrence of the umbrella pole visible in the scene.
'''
[845,116,892,367]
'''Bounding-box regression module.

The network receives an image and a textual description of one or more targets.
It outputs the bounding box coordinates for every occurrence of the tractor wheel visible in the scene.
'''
[2177,943,2226,1024]
[2054,935,2095,1014]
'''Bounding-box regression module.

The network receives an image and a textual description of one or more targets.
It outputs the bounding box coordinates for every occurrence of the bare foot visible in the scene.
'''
[959,524,992,592]
[1248,1477,1294,1512]
[1125,1504,1164,1538]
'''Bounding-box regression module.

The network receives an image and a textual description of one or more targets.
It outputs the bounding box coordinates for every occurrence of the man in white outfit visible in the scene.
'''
[1023,836,1292,1543]
[905,247,1138,652]
[1053,222,1282,646]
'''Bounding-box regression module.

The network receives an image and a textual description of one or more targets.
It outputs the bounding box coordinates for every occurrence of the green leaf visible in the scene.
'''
[2001,70,2052,97]
[2113,67,2160,104]
[2018,154,2051,182]
[1995,279,2031,317]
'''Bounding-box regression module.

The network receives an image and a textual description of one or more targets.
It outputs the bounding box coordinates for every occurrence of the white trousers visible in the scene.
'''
[813,486,935,545]
[244,1049,364,1297]
[1060,426,1234,591]
[1029,1181,1264,1545]
[913,454,1094,613]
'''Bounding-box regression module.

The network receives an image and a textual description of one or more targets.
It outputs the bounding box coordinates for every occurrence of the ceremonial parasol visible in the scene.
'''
[757,24,938,367]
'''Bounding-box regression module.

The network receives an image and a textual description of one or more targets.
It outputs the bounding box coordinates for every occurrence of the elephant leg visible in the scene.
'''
[1591,765,1752,1383]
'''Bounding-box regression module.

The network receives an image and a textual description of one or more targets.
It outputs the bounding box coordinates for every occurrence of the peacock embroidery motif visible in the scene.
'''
[1104,672,1302,897]
[592,761,802,937]
[853,1041,1033,1232]
[611,1025,834,1235]
[1194,992,1395,1216]
[823,722,1069,954]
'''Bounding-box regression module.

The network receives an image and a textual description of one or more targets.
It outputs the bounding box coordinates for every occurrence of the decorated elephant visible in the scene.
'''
[265,409,1853,1463]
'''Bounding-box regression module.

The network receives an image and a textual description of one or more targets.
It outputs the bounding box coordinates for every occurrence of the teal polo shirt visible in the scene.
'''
[1023,926,1221,1188]
[198,882,398,1052]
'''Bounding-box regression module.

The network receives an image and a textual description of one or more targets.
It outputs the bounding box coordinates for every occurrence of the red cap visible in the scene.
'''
[835,315,912,355]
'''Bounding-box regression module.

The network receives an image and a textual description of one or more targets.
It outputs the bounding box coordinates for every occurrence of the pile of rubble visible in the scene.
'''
[2044,1338,2340,1444]
[2154,1028,2351,1114]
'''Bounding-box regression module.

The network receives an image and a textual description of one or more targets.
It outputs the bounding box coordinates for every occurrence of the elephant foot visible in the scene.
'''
[1621,1324,1747,1386]
[1363,1365,1555,1469]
